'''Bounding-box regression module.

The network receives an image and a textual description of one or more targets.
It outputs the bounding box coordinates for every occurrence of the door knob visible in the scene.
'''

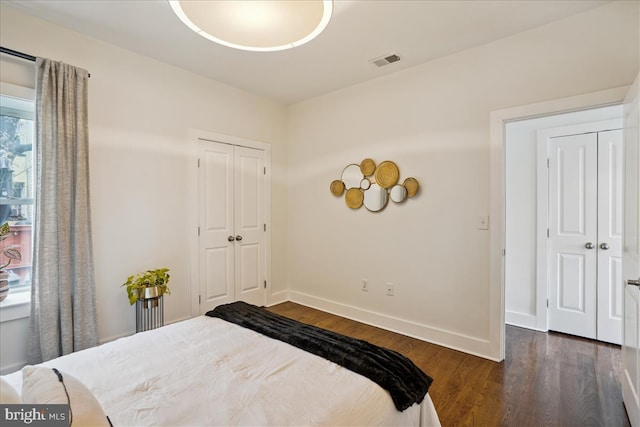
[585,242,594,249]
[228,235,235,242]
[600,242,610,250]
[627,279,640,287]
[235,235,243,241]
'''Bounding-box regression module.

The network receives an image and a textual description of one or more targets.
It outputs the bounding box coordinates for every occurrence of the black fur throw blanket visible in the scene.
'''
[206,301,433,411]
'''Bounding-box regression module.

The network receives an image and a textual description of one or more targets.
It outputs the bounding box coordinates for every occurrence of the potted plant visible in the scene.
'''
[0,222,22,302]
[121,267,170,307]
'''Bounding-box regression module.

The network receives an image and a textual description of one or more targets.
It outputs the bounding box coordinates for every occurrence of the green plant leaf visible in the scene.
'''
[3,247,21,261]
[0,222,9,238]
[121,267,171,304]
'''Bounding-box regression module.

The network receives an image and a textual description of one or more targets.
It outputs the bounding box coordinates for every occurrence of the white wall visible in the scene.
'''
[0,4,289,371]
[505,105,622,331]
[287,1,638,359]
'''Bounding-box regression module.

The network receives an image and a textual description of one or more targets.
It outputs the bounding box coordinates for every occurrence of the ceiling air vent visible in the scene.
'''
[370,54,401,67]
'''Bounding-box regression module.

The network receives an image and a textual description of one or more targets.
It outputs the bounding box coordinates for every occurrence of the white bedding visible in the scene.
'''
[3,315,440,426]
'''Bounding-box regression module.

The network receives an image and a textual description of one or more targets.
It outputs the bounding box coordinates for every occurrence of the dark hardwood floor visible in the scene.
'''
[267,302,630,427]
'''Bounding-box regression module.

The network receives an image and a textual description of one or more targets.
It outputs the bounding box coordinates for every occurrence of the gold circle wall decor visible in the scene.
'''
[330,158,419,212]
[345,188,364,209]
[404,177,419,198]
[330,180,345,196]
[374,161,400,189]
[360,158,376,176]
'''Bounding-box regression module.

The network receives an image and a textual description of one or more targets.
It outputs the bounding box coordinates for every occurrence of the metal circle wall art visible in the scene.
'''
[390,184,407,203]
[374,161,400,189]
[345,187,364,209]
[330,180,345,196]
[360,158,376,176]
[330,159,420,212]
[403,177,419,198]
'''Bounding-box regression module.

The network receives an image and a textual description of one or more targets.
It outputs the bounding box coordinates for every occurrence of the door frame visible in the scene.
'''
[621,73,640,427]
[489,86,629,361]
[187,128,272,316]
[536,119,622,334]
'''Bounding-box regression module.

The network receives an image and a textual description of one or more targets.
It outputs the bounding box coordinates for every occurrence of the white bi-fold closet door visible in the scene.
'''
[546,123,623,344]
[197,138,267,313]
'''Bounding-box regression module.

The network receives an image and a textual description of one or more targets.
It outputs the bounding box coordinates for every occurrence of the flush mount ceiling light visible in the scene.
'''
[169,0,333,52]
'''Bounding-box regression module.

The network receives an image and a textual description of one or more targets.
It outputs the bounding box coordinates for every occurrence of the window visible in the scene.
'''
[0,89,34,300]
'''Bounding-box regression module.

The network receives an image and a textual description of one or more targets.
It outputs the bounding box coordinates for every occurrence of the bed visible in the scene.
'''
[1,302,441,426]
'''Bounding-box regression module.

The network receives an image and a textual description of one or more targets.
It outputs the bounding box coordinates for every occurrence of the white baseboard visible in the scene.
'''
[288,291,499,361]
[267,290,289,307]
[505,311,547,332]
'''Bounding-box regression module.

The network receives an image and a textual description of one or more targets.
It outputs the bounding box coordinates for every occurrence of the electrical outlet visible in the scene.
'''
[386,283,394,296]
[361,279,369,292]
[477,215,489,230]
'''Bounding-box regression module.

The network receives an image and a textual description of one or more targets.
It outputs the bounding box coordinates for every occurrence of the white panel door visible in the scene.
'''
[596,129,623,344]
[198,141,267,313]
[233,146,266,306]
[199,141,235,311]
[622,74,640,427]
[548,133,598,339]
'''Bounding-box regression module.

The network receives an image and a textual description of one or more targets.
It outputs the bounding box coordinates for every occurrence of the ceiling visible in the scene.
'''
[4,0,610,105]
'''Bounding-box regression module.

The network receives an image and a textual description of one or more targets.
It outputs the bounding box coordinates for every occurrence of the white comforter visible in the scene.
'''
[3,316,440,426]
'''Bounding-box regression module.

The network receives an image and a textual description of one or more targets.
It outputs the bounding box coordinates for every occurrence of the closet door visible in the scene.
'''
[547,127,623,344]
[548,133,598,339]
[233,146,266,307]
[198,141,266,313]
[199,141,235,310]
[597,129,623,344]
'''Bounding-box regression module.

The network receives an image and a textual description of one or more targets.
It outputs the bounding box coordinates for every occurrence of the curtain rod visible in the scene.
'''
[0,46,36,62]
[0,46,91,78]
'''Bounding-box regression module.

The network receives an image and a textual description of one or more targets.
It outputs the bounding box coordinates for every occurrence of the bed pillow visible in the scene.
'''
[21,366,110,427]
[0,377,21,404]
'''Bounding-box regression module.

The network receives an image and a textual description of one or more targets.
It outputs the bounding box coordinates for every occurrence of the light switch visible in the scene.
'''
[478,215,489,230]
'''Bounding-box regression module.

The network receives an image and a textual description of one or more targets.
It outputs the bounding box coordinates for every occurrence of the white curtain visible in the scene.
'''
[28,58,98,364]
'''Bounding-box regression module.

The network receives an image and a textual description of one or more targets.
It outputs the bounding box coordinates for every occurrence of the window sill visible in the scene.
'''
[0,291,30,322]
